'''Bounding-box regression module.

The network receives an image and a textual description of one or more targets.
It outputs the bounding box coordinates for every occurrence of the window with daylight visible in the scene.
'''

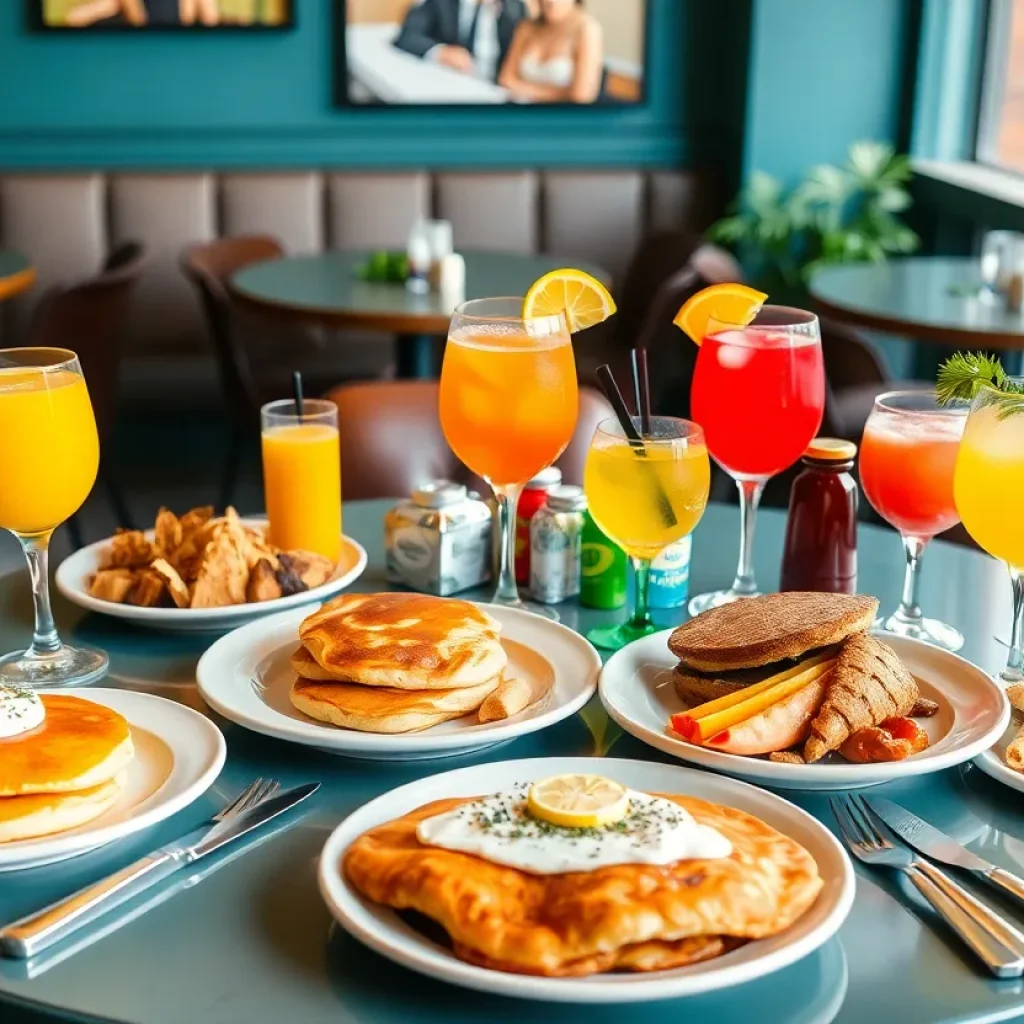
[978,0,1024,174]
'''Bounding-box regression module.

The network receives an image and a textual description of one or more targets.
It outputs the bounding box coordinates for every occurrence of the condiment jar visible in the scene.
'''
[780,438,858,594]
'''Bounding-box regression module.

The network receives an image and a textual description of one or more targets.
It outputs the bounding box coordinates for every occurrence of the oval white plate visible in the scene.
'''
[55,518,367,633]
[317,756,854,1003]
[196,604,601,761]
[974,715,1024,792]
[600,631,1010,791]
[0,688,225,872]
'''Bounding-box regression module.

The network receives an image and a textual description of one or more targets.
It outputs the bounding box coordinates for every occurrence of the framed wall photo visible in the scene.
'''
[336,0,649,108]
[33,0,294,30]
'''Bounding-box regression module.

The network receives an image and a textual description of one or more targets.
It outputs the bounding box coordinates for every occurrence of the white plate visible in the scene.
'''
[55,518,368,633]
[600,631,1010,791]
[317,756,854,1003]
[196,604,601,761]
[974,712,1024,792]
[0,688,225,872]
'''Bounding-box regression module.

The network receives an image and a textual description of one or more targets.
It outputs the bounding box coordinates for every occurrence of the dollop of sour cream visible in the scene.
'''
[0,685,45,739]
[416,785,732,874]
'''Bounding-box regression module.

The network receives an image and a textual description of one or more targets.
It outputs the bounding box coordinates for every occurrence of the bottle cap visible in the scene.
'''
[412,481,467,508]
[805,438,857,461]
[546,485,588,513]
[525,466,562,489]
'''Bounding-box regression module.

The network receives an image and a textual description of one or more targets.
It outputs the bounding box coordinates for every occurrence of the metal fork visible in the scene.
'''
[213,778,280,823]
[831,794,1024,978]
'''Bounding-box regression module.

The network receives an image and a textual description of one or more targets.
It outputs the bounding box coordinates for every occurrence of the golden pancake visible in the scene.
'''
[344,795,822,977]
[298,592,507,690]
[0,773,124,844]
[0,695,134,797]
[291,676,499,734]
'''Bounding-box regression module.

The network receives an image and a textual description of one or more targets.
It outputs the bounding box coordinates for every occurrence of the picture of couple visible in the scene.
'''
[343,0,646,107]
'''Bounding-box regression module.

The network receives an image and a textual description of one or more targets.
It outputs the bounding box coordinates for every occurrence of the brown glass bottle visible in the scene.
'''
[780,438,858,594]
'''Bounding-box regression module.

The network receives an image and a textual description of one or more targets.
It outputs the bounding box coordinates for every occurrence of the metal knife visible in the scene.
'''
[870,797,1024,911]
[0,781,319,959]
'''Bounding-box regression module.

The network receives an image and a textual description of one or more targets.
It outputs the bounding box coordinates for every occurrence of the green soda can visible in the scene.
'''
[579,510,628,609]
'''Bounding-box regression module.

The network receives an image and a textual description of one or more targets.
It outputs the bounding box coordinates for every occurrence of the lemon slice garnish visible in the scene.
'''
[673,282,768,345]
[522,269,617,333]
[527,774,629,828]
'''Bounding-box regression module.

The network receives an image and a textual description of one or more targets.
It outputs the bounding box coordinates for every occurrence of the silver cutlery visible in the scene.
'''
[831,794,1024,978]
[0,779,318,959]
[871,796,1024,911]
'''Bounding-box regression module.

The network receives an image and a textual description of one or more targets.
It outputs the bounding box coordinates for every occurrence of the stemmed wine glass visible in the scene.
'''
[687,306,825,616]
[439,298,578,618]
[0,348,108,687]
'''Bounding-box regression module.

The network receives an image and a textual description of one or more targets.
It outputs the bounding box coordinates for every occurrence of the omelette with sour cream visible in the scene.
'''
[343,774,823,977]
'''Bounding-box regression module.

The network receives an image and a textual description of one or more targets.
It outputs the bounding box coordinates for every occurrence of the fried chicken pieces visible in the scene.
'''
[89,506,334,611]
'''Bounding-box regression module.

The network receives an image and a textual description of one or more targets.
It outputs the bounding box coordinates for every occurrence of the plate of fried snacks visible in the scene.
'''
[974,681,1024,792]
[56,506,367,632]
[599,593,1009,791]
[196,592,601,760]
[317,756,853,1002]
[0,687,225,872]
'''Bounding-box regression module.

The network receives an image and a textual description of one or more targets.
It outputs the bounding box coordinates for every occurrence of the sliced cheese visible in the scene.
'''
[673,657,836,743]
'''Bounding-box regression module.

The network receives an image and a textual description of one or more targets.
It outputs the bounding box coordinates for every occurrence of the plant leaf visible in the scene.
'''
[936,352,1012,405]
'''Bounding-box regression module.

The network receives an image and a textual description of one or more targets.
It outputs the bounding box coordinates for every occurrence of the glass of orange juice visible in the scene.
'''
[439,297,578,616]
[0,348,108,688]
[261,399,342,562]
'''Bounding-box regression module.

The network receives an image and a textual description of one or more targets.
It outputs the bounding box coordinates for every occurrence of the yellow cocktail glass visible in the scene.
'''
[0,348,108,687]
[584,416,710,650]
[955,381,1024,682]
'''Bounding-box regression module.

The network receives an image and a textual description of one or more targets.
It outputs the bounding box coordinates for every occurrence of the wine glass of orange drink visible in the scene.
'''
[440,297,578,616]
[261,399,342,563]
[0,348,108,687]
[954,380,1024,682]
[584,416,710,650]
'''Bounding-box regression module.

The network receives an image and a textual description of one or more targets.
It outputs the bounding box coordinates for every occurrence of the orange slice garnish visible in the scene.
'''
[673,283,768,345]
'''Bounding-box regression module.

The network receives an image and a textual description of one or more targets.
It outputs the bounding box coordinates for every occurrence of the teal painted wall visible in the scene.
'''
[743,0,911,184]
[0,0,748,169]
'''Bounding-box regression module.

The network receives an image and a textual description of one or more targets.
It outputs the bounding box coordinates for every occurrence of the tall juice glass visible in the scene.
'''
[860,390,967,650]
[439,298,577,615]
[0,348,108,687]
[955,380,1024,681]
[584,416,710,650]
[261,399,342,562]
[688,306,825,616]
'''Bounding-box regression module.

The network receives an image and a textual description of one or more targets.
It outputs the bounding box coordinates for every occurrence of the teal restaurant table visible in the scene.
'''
[0,250,35,303]
[230,250,610,380]
[2,501,1024,1024]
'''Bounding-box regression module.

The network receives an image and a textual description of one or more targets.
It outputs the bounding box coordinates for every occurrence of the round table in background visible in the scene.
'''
[0,251,35,303]
[810,257,1024,351]
[2,500,1024,1024]
[230,250,611,380]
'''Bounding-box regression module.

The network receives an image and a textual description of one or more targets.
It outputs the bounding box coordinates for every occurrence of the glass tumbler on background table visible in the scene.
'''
[584,416,710,650]
[261,399,342,563]
[954,381,1024,681]
[688,306,825,616]
[439,297,578,618]
[859,390,967,651]
[0,348,108,688]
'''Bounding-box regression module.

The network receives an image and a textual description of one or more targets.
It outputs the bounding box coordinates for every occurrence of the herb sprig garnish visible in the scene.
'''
[936,352,1024,419]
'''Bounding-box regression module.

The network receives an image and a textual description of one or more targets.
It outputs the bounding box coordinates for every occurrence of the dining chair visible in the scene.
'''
[27,240,148,546]
[325,380,614,500]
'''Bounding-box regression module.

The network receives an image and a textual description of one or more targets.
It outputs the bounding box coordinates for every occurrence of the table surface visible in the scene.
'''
[0,250,35,302]
[810,257,1024,350]
[229,250,610,334]
[3,500,1024,1024]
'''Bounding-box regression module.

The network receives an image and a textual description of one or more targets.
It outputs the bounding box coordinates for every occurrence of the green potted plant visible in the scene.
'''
[709,141,920,301]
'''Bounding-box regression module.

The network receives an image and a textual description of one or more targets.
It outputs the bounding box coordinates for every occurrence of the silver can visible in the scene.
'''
[385,481,492,596]
[529,485,587,604]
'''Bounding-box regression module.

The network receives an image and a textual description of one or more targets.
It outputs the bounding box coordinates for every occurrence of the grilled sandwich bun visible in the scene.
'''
[668,592,879,674]
[291,675,500,734]
[0,773,125,844]
[298,592,507,690]
[0,696,134,798]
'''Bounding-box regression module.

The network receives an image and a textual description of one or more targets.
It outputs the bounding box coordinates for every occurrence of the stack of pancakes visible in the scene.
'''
[0,695,134,843]
[290,593,506,733]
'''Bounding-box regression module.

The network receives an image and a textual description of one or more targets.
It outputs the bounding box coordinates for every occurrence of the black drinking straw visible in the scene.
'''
[595,363,677,527]
[632,347,653,437]
[292,370,305,419]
